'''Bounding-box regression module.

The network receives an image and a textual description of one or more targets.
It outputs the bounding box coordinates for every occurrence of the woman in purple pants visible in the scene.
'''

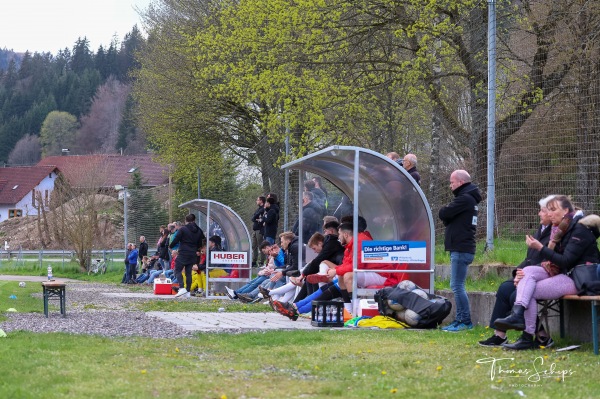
[495,195,600,350]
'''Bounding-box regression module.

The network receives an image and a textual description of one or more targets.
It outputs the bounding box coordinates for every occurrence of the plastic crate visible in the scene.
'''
[311,300,344,327]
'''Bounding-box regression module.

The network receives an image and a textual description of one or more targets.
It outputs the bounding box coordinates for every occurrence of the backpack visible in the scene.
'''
[570,263,600,295]
[374,286,452,329]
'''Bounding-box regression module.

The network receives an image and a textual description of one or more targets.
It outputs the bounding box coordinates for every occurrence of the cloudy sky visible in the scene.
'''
[1,0,152,54]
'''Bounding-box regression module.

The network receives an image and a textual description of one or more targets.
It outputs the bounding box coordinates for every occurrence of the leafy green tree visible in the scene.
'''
[39,111,78,156]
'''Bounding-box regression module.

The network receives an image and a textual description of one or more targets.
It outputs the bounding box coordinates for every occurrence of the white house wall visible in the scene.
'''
[0,172,57,221]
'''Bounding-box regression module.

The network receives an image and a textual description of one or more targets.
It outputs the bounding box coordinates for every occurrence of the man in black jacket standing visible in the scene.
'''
[251,196,266,267]
[171,214,206,298]
[438,169,482,332]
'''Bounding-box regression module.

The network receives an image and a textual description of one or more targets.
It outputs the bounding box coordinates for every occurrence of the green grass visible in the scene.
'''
[435,238,527,266]
[0,281,44,319]
[0,329,597,398]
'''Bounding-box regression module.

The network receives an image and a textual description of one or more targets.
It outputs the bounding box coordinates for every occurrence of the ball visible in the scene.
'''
[404,309,422,326]
[387,299,405,311]
[18,282,26,288]
[397,280,416,291]
[394,309,406,322]
[411,288,429,300]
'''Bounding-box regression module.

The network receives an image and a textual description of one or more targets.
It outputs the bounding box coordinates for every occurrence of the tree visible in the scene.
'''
[7,134,41,165]
[39,111,78,156]
[48,166,113,272]
[75,76,130,154]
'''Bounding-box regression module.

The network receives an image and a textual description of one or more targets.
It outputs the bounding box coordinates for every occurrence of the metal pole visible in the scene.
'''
[197,167,201,198]
[283,133,290,231]
[351,150,360,315]
[124,186,128,251]
[486,0,497,251]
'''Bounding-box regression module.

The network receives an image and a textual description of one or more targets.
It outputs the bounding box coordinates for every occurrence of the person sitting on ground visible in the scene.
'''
[494,195,600,350]
[134,256,152,284]
[146,254,166,284]
[479,195,555,347]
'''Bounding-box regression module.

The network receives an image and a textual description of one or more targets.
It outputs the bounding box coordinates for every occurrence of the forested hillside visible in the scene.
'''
[0,27,146,165]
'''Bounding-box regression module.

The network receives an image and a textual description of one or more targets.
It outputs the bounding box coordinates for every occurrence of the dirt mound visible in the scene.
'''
[0,194,124,250]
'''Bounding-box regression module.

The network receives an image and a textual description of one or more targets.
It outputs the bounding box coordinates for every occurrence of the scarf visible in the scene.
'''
[548,212,574,251]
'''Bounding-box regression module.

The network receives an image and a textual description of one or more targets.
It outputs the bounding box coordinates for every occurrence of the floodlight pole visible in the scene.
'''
[486,0,497,251]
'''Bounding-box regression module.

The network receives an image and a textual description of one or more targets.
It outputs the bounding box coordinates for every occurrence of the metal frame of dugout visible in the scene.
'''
[179,199,252,299]
[281,146,435,315]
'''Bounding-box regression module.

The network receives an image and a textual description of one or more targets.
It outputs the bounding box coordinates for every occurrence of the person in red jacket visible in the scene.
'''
[327,221,405,316]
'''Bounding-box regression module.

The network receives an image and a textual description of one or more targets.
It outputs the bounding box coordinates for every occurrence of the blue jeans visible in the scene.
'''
[450,251,474,324]
[265,236,275,245]
[236,275,268,294]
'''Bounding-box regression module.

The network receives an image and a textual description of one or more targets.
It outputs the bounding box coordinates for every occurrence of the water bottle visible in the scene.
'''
[317,306,323,322]
[47,266,53,281]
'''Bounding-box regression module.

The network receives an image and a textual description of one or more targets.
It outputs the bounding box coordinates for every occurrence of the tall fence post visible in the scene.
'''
[486,0,497,251]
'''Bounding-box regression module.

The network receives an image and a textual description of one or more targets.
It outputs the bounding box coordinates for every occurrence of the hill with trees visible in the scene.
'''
[0,26,146,165]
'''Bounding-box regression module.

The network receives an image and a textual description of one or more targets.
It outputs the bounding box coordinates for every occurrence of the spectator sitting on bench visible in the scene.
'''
[326,219,403,317]
[272,229,344,319]
[190,235,228,294]
[227,242,284,301]
[479,195,555,348]
[225,241,274,299]
[258,232,304,304]
[495,195,600,350]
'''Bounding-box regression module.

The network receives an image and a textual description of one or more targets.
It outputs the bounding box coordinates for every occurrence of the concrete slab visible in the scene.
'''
[148,311,316,331]
[101,292,179,299]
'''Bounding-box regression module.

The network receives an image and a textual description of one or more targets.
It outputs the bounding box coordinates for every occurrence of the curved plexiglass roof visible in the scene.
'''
[179,199,252,258]
[281,146,434,289]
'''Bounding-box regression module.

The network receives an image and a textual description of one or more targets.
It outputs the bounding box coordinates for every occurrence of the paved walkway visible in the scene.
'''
[0,275,79,283]
[149,311,315,331]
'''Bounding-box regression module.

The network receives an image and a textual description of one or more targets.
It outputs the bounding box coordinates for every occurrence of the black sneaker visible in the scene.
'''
[237,293,254,303]
[535,336,554,348]
[258,286,270,299]
[478,334,508,347]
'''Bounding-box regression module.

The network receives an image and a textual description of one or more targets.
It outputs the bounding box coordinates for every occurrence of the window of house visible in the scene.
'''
[8,209,22,218]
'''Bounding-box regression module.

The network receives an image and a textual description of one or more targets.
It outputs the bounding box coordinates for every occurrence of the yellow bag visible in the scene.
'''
[357,315,408,329]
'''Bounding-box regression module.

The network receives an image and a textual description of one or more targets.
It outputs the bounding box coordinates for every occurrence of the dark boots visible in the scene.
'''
[494,305,526,331]
[503,332,536,350]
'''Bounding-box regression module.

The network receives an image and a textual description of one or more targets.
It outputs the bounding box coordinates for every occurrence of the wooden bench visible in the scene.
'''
[538,295,600,355]
[41,281,67,317]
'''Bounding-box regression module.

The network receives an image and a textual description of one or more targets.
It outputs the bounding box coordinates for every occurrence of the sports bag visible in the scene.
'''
[374,285,452,329]
[570,263,600,295]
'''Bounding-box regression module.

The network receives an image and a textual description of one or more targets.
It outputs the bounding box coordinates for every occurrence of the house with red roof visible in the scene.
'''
[0,165,59,221]
[37,154,169,188]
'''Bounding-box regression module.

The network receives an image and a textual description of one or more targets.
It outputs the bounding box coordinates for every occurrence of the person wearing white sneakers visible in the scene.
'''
[170,214,206,298]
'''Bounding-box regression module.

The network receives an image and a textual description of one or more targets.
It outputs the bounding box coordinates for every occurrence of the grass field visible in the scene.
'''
[0,326,598,398]
[1,277,599,398]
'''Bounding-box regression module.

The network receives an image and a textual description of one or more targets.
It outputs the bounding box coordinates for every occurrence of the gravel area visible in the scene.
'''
[0,281,194,338]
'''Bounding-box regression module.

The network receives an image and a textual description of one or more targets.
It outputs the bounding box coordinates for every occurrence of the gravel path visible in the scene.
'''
[0,281,195,338]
